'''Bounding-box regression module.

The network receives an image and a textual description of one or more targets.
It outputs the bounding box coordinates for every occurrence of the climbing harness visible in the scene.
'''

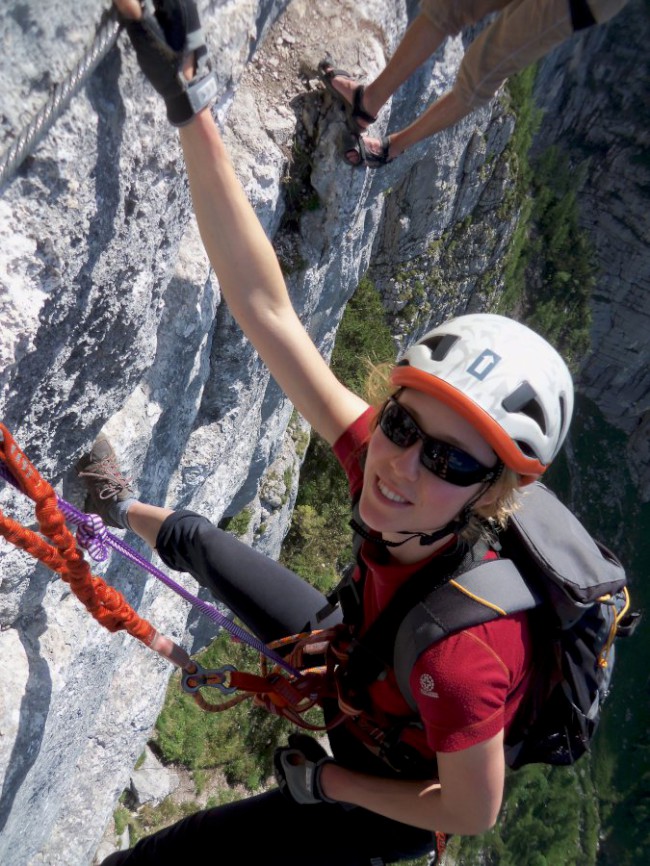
[181,628,341,727]
[0,424,337,727]
[0,9,122,189]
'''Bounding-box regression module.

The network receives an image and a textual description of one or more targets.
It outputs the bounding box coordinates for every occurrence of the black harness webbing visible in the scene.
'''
[334,543,473,704]
[569,0,597,30]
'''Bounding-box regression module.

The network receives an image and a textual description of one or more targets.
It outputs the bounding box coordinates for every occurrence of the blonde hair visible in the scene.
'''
[462,467,520,543]
[364,360,398,406]
[363,361,522,542]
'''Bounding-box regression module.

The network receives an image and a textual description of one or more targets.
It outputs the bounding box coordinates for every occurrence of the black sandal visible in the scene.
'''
[345,134,393,169]
[318,58,377,134]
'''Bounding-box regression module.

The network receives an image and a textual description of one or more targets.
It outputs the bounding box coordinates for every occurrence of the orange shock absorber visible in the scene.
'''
[0,424,192,672]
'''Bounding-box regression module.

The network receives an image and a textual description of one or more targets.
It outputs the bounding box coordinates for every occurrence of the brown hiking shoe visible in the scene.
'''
[75,434,135,528]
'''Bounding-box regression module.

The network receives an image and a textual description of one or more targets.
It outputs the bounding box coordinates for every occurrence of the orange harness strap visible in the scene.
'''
[0,423,155,645]
[180,632,345,729]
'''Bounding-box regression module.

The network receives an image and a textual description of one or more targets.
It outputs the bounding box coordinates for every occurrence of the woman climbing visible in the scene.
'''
[90,2,574,863]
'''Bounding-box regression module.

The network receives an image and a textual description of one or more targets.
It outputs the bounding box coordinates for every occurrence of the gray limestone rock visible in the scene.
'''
[129,746,180,807]
[0,1,647,864]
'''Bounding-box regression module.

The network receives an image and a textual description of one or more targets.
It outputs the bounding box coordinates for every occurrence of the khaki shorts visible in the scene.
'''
[420,0,629,109]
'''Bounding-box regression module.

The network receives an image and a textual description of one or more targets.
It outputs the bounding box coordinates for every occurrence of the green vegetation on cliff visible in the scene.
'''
[154,630,289,786]
[498,68,596,368]
[451,763,600,866]
[280,276,395,591]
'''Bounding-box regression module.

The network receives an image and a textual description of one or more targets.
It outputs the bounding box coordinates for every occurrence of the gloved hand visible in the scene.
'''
[273,733,337,806]
[118,0,217,126]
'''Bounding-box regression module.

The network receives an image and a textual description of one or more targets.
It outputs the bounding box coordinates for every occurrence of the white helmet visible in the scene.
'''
[391,314,574,483]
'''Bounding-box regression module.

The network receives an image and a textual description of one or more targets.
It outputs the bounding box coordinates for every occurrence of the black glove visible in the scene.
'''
[273,733,337,806]
[121,0,217,126]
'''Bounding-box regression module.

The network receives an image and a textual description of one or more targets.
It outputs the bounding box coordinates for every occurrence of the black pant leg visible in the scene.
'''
[99,788,436,866]
[155,510,342,643]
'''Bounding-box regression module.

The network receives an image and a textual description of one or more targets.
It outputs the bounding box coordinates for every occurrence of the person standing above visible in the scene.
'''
[319,0,629,167]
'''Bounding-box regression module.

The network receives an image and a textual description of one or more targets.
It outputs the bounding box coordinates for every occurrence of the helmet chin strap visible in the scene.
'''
[351,464,504,550]
[350,508,472,548]
[400,506,474,547]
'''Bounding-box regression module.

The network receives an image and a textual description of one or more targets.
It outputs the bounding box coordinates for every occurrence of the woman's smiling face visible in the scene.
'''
[358,389,499,553]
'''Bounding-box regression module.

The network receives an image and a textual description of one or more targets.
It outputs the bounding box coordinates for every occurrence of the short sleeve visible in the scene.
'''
[332,407,376,497]
[410,614,531,753]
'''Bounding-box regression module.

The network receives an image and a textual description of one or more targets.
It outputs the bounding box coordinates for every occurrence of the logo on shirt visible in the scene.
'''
[419,673,439,698]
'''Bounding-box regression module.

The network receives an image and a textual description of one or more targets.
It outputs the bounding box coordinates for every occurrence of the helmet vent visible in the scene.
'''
[502,382,547,434]
[559,395,567,436]
[420,334,459,361]
[515,439,538,459]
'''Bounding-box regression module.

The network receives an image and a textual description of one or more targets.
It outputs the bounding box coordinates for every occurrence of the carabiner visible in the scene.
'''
[182,662,238,695]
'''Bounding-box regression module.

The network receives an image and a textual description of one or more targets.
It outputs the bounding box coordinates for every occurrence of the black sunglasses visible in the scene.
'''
[378,398,500,487]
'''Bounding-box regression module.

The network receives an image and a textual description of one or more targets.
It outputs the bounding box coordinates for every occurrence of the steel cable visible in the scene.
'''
[0,10,122,190]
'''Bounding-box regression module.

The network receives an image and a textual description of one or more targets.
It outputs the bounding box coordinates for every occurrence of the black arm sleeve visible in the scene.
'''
[155,510,341,643]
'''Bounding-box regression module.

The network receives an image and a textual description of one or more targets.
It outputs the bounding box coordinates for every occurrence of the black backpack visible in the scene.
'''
[324,482,638,770]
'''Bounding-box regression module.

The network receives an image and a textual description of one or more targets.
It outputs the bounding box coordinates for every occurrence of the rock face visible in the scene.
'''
[0,1,646,864]
[531,0,650,499]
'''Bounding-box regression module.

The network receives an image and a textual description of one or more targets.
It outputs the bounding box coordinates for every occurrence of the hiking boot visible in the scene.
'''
[76,434,135,529]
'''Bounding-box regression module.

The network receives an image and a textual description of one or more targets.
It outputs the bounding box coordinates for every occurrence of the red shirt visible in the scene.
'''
[333,408,533,756]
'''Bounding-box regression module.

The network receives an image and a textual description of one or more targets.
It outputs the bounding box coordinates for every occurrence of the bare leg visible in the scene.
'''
[390,90,469,152]
[324,14,445,130]
[356,89,469,164]
[126,501,174,549]
[366,14,446,113]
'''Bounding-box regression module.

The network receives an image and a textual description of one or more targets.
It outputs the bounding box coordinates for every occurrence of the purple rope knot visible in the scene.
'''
[76,513,110,562]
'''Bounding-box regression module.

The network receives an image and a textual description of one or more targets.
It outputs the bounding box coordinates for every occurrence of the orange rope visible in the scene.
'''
[0,425,347,727]
[0,423,155,644]
[0,425,339,724]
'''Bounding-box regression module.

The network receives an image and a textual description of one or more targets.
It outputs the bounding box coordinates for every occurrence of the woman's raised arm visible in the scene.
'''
[115,0,368,444]
[178,112,368,444]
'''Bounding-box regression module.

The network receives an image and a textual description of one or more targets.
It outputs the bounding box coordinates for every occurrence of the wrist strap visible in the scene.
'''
[167,70,217,125]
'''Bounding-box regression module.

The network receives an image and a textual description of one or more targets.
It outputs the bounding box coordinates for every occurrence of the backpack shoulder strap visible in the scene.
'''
[394,559,540,711]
